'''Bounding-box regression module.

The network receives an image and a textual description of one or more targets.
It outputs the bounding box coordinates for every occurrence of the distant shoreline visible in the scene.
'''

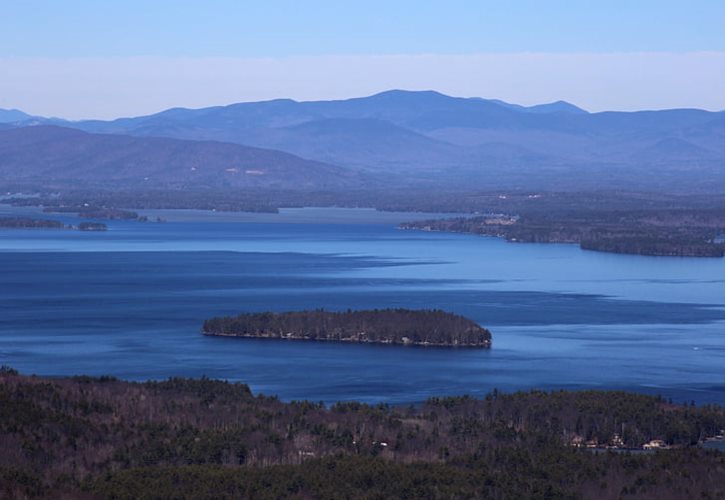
[203,330,491,348]
[400,214,725,258]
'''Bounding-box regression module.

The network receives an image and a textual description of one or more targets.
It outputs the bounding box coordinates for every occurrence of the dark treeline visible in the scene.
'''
[1,369,724,498]
[203,309,492,347]
[9,189,282,213]
[402,209,725,258]
[580,234,724,257]
[0,217,109,232]
[43,206,141,220]
[0,217,64,229]
[88,451,725,500]
[7,188,725,216]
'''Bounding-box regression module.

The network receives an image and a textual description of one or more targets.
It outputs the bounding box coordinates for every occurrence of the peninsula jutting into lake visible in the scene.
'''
[203,309,492,347]
[400,208,725,258]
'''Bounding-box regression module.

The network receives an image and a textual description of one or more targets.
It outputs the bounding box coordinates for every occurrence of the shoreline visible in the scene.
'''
[398,225,725,259]
[203,330,492,348]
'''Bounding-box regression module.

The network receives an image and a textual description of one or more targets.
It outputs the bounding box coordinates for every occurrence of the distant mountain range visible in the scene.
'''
[0,108,34,123]
[0,126,360,190]
[2,90,725,192]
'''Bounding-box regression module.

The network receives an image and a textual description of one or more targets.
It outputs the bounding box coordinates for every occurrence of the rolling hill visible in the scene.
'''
[0,126,362,190]
[6,91,725,192]
[0,108,33,123]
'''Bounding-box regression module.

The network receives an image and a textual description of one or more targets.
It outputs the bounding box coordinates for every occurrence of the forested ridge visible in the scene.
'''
[8,190,725,220]
[6,91,725,194]
[203,309,492,347]
[1,368,724,498]
[401,209,725,258]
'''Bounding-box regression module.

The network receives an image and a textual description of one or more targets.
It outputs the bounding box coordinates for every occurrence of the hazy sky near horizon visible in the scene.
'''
[2,0,725,119]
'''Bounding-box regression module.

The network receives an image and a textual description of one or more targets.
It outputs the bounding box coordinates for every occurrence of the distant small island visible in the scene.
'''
[0,217,65,229]
[203,309,492,347]
[78,221,108,231]
[0,217,107,232]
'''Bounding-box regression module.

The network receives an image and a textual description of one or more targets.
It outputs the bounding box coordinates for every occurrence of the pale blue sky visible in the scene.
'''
[2,1,725,118]
[3,0,725,56]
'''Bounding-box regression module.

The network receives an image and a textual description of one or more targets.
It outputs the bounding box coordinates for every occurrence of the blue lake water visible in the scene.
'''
[1,206,725,405]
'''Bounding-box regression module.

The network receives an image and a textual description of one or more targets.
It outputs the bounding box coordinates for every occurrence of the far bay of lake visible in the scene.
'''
[1,206,724,404]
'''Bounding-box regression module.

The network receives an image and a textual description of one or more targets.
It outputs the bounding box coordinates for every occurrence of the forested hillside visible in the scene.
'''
[52,90,725,192]
[0,126,362,191]
[1,369,724,498]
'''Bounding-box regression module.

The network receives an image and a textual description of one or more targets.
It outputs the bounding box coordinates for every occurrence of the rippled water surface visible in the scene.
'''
[1,206,724,404]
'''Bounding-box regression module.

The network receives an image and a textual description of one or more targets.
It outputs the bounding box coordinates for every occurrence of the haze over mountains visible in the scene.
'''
[0,108,34,123]
[0,126,358,190]
[2,90,725,192]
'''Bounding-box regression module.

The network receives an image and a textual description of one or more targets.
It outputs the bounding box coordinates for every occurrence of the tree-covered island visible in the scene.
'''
[0,217,107,231]
[203,308,492,347]
[77,221,108,231]
[0,217,65,229]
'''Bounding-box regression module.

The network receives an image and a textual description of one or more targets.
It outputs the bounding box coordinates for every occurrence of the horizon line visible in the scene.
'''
[7,88,725,123]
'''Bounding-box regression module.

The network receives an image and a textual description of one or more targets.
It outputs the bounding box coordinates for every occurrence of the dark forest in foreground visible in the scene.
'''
[1,368,724,499]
